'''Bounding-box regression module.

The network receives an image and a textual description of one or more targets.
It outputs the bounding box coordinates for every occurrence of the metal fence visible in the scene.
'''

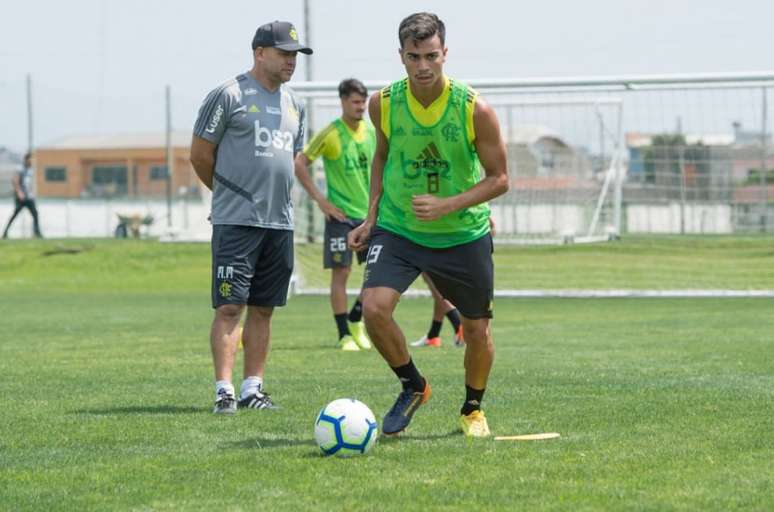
[2,71,772,240]
[294,71,774,239]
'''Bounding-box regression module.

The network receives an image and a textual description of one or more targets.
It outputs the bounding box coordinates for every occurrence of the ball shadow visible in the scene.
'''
[379,429,461,442]
[226,436,318,450]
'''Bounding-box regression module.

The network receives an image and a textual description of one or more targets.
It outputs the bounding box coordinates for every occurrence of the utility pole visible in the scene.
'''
[760,87,769,232]
[26,74,34,153]
[303,0,315,242]
[303,0,313,93]
[165,85,173,228]
[678,146,687,235]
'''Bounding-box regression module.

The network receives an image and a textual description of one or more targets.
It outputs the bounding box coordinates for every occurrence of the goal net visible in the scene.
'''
[289,85,625,294]
[157,73,773,297]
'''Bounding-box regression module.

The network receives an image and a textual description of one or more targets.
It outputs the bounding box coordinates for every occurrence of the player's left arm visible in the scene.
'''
[294,152,346,222]
[11,173,23,200]
[412,97,509,221]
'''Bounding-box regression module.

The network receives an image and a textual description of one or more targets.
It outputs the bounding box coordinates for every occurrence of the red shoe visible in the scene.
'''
[410,335,441,347]
[454,327,465,347]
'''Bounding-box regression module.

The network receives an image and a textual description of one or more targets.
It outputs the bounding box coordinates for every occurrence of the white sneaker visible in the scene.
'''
[213,390,237,415]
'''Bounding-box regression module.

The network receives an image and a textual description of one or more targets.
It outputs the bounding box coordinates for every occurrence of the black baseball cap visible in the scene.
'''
[252,21,313,54]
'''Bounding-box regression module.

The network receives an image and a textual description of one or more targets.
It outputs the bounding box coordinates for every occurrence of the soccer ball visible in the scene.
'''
[314,398,378,457]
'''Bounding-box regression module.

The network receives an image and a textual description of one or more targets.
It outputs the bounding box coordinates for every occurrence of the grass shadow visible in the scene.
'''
[226,437,317,450]
[271,344,350,351]
[74,405,202,415]
[41,243,95,257]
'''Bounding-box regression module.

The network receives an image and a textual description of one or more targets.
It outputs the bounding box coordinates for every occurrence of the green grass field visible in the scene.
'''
[295,234,774,291]
[1,237,773,511]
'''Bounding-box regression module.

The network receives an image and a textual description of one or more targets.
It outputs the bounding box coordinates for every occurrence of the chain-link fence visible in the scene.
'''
[293,72,773,244]
[2,72,772,242]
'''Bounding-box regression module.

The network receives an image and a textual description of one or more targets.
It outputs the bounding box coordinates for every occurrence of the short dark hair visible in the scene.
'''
[23,152,31,161]
[398,12,445,48]
[338,78,368,99]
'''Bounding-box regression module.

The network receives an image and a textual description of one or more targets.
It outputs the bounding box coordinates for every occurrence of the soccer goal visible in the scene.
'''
[488,96,624,244]
[159,72,774,297]
[288,80,626,294]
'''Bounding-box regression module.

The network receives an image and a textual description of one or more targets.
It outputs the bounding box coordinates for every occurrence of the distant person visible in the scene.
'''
[412,218,495,348]
[190,21,312,414]
[347,12,509,437]
[294,78,375,351]
[3,153,42,239]
[410,273,463,348]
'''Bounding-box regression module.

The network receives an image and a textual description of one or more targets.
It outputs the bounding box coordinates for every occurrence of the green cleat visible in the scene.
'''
[349,321,372,350]
[339,334,360,351]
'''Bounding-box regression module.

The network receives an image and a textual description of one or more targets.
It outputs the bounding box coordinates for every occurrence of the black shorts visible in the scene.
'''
[211,225,294,308]
[324,218,367,269]
[362,227,494,319]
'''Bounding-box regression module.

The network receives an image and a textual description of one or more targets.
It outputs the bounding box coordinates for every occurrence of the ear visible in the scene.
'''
[398,47,405,65]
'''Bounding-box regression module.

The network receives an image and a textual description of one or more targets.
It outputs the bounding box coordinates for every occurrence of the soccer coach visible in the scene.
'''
[190,21,312,414]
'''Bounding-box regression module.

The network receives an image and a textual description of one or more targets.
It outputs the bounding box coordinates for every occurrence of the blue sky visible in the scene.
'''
[1,0,772,151]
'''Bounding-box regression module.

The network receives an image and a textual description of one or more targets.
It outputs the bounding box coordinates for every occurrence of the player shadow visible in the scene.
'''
[272,344,337,351]
[271,342,374,351]
[40,243,95,257]
[226,437,317,450]
[226,431,462,456]
[73,405,202,415]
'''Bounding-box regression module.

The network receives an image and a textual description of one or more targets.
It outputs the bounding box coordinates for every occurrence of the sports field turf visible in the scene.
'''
[1,237,773,511]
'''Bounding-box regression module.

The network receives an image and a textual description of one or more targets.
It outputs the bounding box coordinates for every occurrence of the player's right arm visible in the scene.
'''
[190,136,217,190]
[348,91,388,251]
[294,153,346,222]
[191,84,232,191]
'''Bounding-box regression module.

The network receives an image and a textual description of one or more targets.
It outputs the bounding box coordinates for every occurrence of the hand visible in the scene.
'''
[318,198,347,222]
[488,216,496,237]
[348,221,372,252]
[412,194,451,221]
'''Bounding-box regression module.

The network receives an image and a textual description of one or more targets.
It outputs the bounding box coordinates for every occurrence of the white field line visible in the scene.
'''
[293,288,774,298]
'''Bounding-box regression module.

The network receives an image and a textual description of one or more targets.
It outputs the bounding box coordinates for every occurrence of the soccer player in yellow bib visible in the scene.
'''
[295,79,375,351]
[412,218,495,348]
[411,273,464,348]
[348,12,509,437]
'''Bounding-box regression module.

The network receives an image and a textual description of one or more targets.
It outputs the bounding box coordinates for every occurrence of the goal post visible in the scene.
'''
[159,71,774,297]
[289,82,628,294]
[489,96,625,245]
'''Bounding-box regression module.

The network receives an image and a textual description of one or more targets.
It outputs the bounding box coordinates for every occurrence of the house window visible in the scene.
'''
[91,165,128,196]
[150,165,168,180]
[45,167,67,182]
[540,151,555,169]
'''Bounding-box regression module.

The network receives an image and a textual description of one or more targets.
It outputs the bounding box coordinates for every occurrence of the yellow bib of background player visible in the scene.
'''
[377,78,490,248]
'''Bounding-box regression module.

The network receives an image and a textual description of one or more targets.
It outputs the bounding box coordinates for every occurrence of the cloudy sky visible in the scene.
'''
[1,0,772,151]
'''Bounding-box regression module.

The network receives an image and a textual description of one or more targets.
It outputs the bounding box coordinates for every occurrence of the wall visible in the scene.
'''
[34,147,194,198]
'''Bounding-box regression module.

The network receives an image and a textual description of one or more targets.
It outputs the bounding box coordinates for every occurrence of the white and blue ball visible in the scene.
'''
[314,398,378,457]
